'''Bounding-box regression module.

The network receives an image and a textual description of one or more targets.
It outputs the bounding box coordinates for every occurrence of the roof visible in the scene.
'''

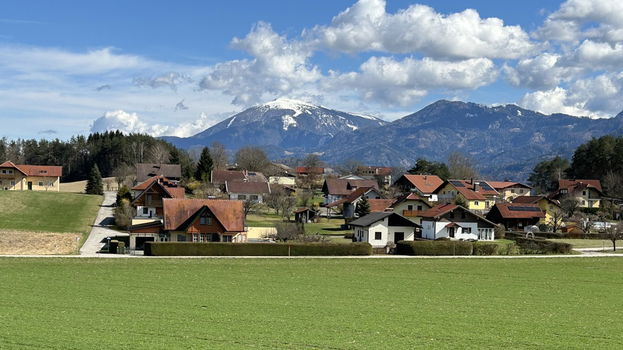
[327,187,379,208]
[163,199,245,232]
[0,161,62,177]
[357,166,392,176]
[487,181,532,190]
[396,174,444,194]
[512,196,560,207]
[211,169,267,185]
[225,181,271,194]
[296,166,324,175]
[349,212,419,227]
[489,203,545,219]
[322,178,379,196]
[419,203,458,218]
[444,179,499,200]
[392,192,428,206]
[559,179,602,193]
[131,176,185,199]
[136,163,181,182]
[294,207,316,214]
[369,199,396,212]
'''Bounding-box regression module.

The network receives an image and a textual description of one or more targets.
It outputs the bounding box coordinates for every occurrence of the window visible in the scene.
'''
[147,194,152,201]
[222,235,233,242]
[374,232,382,240]
[417,205,423,211]
[250,195,259,201]
[407,205,413,210]
[448,227,455,238]
[519,189,524,194]
[159,234,169,242]
[510,189,515,193]
[142,207,149,215]
[463,227,471,234]
[38,181,43,187]
[474,201,479,206]
[238,194,247,200]
[10,181,15,186]
[200,215,212,225]
[200,233,209,242]
[1,169,4,174]
[582,191,587,196]
[177,234,187,242]
[192,233,199,242]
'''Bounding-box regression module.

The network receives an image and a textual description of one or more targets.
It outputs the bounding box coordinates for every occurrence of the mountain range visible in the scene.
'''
[163,98,623,181]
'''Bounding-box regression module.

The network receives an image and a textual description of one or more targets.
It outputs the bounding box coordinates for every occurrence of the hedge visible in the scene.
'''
[473,241,518,256]
[513,237,573,254]
[144,242,372,256]
[395,240,474,256]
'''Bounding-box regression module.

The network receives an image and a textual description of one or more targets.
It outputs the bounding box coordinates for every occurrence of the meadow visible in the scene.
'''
[0,257,622,349]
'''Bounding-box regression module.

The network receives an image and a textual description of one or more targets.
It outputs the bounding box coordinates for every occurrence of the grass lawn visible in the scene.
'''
[0,258,622,349]
[0,191,102,234]
[247,212,351,235]
[550,239,615,249]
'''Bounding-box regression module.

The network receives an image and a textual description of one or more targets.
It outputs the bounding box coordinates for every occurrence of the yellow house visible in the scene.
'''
[487,181,532,201]
[435,179,500,213]
[0,161,62,192]
[553,179,602,209]
[511,195,562,226]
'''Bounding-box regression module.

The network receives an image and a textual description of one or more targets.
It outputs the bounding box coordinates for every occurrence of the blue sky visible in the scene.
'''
[1,0,622,140]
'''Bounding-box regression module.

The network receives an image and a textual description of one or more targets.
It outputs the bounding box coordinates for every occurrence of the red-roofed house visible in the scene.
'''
[389,193,432,224]
[419,203,496,240]
[0,161,62,191]
[486,203,545,231]
[131,176,185,225]
[487,181,532,201]
[552,179,603,208]
[321,178,379,205]
[327,186,382,218]
[435,179,500,213]
[296,166,324,176]
[393,174,444,201]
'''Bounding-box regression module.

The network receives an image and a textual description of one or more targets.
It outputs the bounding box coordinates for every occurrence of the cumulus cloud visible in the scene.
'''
[90,110,217,137]
[308,0,535,59]
[330,56,497,105]
[504,53,582,89]
[198,22,321,105]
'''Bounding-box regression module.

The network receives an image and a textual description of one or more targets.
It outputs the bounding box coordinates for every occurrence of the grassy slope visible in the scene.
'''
[0,191,102,234]
[0,258,622,349]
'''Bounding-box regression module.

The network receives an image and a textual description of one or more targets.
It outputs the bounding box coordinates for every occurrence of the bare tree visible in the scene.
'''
[570,212,597,237]
[298,190,314,207]
[560,195,580,217]
[242,198,257,219]
[148,143,170,163]
[604,222,623,251]
[549,208,566,233]
[235,147,270,172]
[112,163,134,188]
[447,152,478,179]
[210,141,229,170]
[603,171,623,198]
[337,159,363,175]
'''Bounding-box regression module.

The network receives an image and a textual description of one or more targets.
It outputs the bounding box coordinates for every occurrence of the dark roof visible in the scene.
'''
[163,199,245,232]
[136,163,181,182]
[395,174,444,194]
[349,212,419,227]
[225,181,271,194]
[323,178,379,196]
[420,203,497,226]
[443,179,499,200]
[512,195,560,207]
[327,187,378,208]
[0,161,63,177]
[489,203,545,219]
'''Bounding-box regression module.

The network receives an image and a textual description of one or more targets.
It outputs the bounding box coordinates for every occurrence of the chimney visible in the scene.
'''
[424,175,428,183]
[473,181,480,192]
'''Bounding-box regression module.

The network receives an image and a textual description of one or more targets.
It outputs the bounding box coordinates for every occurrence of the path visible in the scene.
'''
[79,191,127,256]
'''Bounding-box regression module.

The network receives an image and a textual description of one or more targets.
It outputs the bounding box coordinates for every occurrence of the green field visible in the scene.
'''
[0,191,102,234]
[550,239,615,249]
[247,213,351,235]
[1,257,622,349]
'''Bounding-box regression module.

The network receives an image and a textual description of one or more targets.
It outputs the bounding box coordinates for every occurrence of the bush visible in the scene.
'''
[396,240,473,256]
[144,242,372,256]
[494,224,506,239]
[514,237,573,254]
[113,199,134,229]
[473,242,500,256]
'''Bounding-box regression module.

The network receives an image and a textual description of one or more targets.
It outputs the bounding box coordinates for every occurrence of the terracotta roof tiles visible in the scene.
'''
[163,199,245,232]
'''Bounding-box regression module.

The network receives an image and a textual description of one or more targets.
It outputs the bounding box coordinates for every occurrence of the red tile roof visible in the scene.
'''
[559,179,602,193]
[132,176,185,199]
[398,174,444,194]
[0,161,62,177]
[163,198,245,232]
[487,181,531,190]
[369,199,396,212]
[444,180,499,200]
[419,203,458,218]
[490,203,545,219]
[296,166,324,175]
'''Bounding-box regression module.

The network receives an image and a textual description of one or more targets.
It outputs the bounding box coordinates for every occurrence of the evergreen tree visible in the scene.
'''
[195,147,213,182]
[408,158,450,180]
[527,156,570,194]
[85,164,104,195]
[355,196,370,218]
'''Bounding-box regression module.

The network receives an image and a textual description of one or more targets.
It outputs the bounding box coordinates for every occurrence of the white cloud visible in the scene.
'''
[309,0,535,59]
[133,72,193,91]
[330,56,497,106]
[504,53,581,89]
[570,40,623,70]
[90,110,218,137]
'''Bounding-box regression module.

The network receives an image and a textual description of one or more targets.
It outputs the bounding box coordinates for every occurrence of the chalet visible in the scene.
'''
[512,196,562,226]
[551,179,602,209]
[393,174,444,201]
[487,181,532,201]
[128,198,246,249]
[225,181,271,203]
[419,203,496,241]
[326,186,383,219]
[435,179,500,213]
[390,193,432,224]
[321,178,379,205]
[486,203,544,231]
[350,212,420,248]
[131,176,185,225]
[211,169,267,186]
[0,161,62,191]
[136,163,181,183]
[357,166,393,185]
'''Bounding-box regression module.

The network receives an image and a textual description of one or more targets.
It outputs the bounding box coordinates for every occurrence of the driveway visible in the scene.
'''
[80,191,128,256]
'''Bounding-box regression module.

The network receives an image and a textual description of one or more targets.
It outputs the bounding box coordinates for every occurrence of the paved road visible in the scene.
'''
[79,191,128,256]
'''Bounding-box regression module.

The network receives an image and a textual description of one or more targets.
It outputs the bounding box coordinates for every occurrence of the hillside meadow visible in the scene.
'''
[0,257,621,349]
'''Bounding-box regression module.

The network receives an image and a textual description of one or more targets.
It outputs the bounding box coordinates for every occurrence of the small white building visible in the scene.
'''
[350,212,420,248]
[225,181,271,203]
[419,203,496,241]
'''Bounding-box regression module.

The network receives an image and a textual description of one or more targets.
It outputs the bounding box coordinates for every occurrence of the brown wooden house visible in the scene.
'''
[131,176,185,225]
[486,203,545,231]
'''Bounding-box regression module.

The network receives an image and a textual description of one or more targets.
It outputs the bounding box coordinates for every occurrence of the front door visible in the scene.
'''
[448,227,455,238]
[394,232,404,243]
[27,181,32,190]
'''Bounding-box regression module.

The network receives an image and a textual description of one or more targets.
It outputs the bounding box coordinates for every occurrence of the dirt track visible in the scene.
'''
[0,230,81,255]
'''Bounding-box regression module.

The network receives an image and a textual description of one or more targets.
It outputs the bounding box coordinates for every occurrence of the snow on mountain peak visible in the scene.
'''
[262,98,316,117]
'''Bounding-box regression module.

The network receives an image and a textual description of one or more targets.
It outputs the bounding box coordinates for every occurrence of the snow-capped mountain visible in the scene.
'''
[163,98,386,156]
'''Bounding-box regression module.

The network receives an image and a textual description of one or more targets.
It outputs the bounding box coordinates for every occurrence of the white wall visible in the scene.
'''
[421,220,494,241]
[354,218,415,248]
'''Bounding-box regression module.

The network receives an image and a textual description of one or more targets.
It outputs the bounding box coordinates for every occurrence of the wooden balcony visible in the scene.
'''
[402,210,422,217]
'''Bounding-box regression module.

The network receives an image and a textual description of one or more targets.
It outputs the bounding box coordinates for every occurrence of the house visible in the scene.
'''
[368,199,396,213]
[225,181,271,203]
[486,203,545,231]
[0,161,62,191]
[487,181,532,201]
[435,179,500,213]
[357,166,393,186]
[296,166,324,176]
[326,186,383,219]
[321,178,379,205]
[128,198,246,249]
[211,169,267,186]
[350,212,420,248]
[393,174,444,201]
[136,163,181,183]
[130,176,185,226]
[294,207,317,223]
[389,193,432,224]
[551,179,602,209]
[512,196,562,226]
[419,203,496,241]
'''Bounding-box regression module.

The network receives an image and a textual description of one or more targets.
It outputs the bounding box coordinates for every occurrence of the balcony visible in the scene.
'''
[402,210,422,217]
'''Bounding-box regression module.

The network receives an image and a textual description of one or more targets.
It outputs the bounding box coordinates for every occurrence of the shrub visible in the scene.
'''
[113,199,134,229]
[494,224,506,239]
[473,242,500,256]
[514,237,572,254]
[144,242,372,256]
[396,240,473,256]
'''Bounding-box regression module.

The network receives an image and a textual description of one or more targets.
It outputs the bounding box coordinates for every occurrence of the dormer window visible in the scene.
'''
[200,214,212,225]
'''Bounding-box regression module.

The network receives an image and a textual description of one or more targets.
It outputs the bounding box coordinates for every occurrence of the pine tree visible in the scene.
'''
[355,196,370,218]
[85,164,104,195]
[195,147,213,182]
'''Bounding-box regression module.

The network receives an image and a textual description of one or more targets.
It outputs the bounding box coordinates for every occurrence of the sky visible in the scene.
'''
[1,0,623,140]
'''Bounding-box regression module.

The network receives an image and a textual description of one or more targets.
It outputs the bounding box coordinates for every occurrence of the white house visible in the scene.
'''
[419,203,496,241]
[350,212,420,248]
[225,181,271,203]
